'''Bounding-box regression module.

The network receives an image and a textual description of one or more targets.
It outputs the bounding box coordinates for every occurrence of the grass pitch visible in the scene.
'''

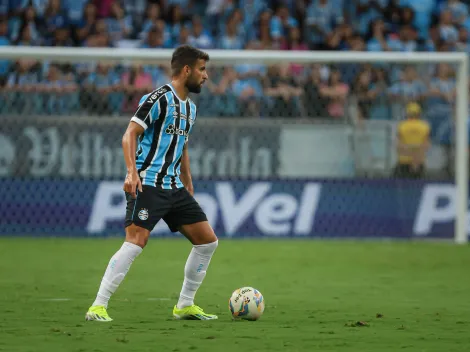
[0,238,469,352]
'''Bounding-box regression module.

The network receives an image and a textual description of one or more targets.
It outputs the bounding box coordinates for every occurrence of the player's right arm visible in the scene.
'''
[122,121,144,198]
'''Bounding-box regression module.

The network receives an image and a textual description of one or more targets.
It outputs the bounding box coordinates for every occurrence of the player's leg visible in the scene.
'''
[173,221,219,320]
[177,220,218,305]
[86,187,161,322]
[86,225,150,321]
[164,189,219,320]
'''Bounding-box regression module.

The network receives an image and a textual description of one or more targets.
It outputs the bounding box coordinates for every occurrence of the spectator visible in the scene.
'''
[387,24,417,52]
[354,0,389,36]
[439,9,459,46]
[138,3,163,40]
[188,16,214,49]
[142,27,165,48]
[264,64,303,117]
[175,26,190,46]
[206,0,235,36]
[256,9,274,48]
[75,2,98,45]
[50,26,73,47]
[121,64,153,113]
[16,24,40,46]
[167,0,195,16]
[423,23,441,51]
[106,1,132,45]
[320,68,350,119]
[400,7,415,27]
[198,67,239,117]
[63,0,89,26]
[352,69,374,123]
[38,64,66,114]
[232,41,267,117]
[393,102,430,179]
[398,0,435,40]
[306,0,342,49]
[226,8,246,44]
[240,0,267,31]
[0,18,10,77]
[383,0,402,35]
[61,66,79,113]
[166,4,189,44]
[43,0,67,43]
[218,12,244,49]
[303,64,328,118]
[11,5,41,44]
[84,19,112,47]
[83,63,123,115]
[269,4,298,45]
[20,0,48,18]
[94,0,115,19]
[281,25,307,51]
[368,67,391,120]
[280,26,308,79]
[388,65,427,119]
[6,59,41,114]
[366,19,390,51]
[325,23,354,50]
[439,0,468,25]
[455,26,469,52]
[122,0,147,33]
[426,63,456,140]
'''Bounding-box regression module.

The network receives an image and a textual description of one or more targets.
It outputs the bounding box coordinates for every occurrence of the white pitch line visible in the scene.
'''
[40,298,71,301]
[147,298,171,301]
[38,297,171,302]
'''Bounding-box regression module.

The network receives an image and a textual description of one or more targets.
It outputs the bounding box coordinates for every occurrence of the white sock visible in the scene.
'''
[176,240,218,309]
[92,242,143,308]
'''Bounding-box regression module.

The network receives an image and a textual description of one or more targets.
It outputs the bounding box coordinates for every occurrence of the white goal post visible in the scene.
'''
[0,47,467,244]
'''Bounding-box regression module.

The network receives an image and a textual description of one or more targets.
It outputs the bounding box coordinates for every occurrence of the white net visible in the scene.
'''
[0,48,467,242]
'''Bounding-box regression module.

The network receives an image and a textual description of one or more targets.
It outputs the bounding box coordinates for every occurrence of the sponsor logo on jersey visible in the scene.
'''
[146,87,170,103]
[165,124,188,137]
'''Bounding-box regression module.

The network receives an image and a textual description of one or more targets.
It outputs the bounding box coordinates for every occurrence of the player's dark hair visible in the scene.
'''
[171,45,209,76]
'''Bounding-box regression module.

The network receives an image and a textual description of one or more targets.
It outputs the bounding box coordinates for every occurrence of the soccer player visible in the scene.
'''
[85,45,218,321]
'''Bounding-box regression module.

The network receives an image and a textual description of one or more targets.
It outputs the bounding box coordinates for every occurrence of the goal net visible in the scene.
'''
[0,47,467,243]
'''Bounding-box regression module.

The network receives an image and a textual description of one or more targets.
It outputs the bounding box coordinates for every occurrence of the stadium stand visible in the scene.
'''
[0,0,468,146]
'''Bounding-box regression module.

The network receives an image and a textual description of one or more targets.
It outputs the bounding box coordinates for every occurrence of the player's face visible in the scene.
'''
[186,59,208,94]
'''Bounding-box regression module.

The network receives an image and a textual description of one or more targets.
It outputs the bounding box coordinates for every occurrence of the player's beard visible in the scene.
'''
[186,76,202,94]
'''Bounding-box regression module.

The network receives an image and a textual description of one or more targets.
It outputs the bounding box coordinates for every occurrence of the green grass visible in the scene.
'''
[0,238,470,352]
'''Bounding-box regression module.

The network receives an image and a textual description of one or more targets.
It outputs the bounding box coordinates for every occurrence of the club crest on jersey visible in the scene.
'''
[138,208,149,221]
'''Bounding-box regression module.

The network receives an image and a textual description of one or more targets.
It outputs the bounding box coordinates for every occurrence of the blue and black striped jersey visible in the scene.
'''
[130,84,197,189]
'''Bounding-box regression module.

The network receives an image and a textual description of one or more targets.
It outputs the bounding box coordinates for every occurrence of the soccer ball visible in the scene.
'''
[229,287,265,321]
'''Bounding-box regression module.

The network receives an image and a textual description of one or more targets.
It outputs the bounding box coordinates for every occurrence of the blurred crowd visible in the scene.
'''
[1,0,469,145]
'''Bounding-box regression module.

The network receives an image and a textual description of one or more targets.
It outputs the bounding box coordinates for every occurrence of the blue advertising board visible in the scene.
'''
[0,179,462,239]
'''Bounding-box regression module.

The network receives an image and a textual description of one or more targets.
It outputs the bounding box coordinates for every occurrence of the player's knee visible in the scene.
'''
[125,225,150,248]
[197,229,218,245]
[134,235,149,248]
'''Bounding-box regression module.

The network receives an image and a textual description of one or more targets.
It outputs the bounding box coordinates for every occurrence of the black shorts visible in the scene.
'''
[125,186,207,232]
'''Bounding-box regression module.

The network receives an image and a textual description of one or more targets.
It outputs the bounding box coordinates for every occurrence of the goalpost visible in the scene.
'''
[0,47,467,243]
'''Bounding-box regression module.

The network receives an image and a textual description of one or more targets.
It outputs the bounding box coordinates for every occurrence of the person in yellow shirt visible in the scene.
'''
[393,102,431,179]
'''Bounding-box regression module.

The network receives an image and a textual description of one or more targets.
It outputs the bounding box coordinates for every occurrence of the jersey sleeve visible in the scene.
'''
[130,85,170,130]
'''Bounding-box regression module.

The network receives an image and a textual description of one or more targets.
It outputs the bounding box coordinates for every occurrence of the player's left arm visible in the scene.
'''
[180,142,194,196]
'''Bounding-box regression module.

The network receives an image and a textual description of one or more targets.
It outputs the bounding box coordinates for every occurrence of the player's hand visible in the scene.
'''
[123,170,143,199]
